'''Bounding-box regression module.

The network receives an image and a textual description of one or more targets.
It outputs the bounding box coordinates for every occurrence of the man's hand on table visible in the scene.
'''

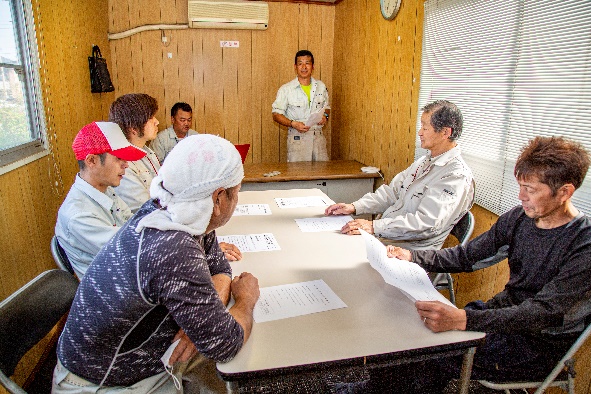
[341,219,374,235]
[231,272,260,308]
[220,242,242,261]
[325,203,355,216]
[229,272,260,343]
[384,247,466,332]
[416,301,467,332]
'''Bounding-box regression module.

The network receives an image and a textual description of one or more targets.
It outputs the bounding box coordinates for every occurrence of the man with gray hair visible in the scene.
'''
[53,134,260,393]
[325,100,474,250]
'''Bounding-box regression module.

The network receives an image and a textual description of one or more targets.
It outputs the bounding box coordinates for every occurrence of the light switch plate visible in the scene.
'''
[220,41,239,48]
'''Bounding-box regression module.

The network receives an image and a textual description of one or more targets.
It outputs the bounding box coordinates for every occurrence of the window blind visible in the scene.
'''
[417,0,591,216]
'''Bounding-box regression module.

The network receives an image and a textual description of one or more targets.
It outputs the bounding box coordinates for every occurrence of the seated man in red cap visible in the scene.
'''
[54,121,146,278]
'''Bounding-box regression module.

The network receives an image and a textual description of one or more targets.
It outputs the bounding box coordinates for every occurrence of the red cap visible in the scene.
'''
[72,122,146,161]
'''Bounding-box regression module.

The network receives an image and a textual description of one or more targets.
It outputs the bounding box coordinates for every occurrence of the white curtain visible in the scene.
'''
[417,0,591,215]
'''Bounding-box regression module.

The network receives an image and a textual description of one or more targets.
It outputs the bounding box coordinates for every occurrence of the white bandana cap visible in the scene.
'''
[136,134,244,236]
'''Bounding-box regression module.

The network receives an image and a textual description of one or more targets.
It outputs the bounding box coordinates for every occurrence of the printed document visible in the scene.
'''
[295,215,353,232]
[254,279,347,323]
[359,230,456,307]
[217,233,280,252]
[305,108,326,127]
[233,204,272,216]
[275,196,334,209]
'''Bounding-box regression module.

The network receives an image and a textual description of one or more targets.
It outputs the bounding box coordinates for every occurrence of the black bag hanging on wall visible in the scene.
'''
[88,45,115,93]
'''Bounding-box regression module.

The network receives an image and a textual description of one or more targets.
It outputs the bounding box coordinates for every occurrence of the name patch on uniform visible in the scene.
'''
[443,188,455,196]
[294,136,301,141]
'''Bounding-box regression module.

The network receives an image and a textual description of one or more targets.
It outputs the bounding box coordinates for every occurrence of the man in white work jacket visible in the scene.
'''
[325,100,474,250]
[272,50,330,162]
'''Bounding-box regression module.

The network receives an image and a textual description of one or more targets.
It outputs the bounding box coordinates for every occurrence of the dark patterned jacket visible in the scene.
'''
[57,200,243,386]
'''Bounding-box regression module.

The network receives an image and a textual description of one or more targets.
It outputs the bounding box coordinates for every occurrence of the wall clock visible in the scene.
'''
[380,0,402,20]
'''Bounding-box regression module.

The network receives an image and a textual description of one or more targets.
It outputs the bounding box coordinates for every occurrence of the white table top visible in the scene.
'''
[216,188,484,377]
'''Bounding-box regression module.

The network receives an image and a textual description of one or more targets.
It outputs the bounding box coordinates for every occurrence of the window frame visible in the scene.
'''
[0,0,48,175]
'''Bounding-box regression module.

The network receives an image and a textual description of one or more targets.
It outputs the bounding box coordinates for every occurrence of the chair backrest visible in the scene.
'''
[538,322,591,392]
[449,211,475,247]
[50,236,75,276]
[479,321,591,393]
[234,144,250,164]
[0,269,79,393]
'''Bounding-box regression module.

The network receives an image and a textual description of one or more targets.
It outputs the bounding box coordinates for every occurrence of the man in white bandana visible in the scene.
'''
[110,93,242,261]
[53,134,260,394]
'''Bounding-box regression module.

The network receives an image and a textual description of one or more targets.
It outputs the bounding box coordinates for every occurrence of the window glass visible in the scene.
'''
[0,0,47,172]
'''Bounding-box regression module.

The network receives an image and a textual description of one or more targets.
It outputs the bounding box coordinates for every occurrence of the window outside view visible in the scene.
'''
[0,0,32,151]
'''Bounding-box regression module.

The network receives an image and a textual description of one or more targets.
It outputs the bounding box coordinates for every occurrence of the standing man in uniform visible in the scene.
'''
[151,102,198,163]
[272,50,330,162]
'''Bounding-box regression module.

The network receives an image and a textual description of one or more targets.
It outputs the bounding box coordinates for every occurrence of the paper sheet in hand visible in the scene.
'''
[305,108,325,127]
[254,279,347,323]
[295,215,353,232]
[275,196,334,209]
[233,204,272,216]
[217,233,280,252]
[359,230,456,307]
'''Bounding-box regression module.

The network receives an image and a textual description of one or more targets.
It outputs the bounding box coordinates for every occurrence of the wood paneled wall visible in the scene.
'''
[332,0,421,177]
[108,0,334,163]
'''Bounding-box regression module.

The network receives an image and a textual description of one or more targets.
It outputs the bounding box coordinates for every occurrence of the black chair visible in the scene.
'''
[0,269,79,393]
[50,236,76,276]
[478,322,591,394]
[432,211,475,305]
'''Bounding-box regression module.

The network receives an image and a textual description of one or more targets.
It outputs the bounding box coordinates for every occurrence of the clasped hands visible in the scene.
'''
[291,115,327,133]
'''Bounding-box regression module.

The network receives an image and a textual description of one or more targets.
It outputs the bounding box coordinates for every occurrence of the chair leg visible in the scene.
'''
[568,374,575,394]
[446,273,456,306]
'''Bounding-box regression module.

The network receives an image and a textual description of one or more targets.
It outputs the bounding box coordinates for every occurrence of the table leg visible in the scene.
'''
[458,346,476,394]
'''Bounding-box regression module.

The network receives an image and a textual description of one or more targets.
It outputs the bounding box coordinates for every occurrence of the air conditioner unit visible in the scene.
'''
[188,0,268,30]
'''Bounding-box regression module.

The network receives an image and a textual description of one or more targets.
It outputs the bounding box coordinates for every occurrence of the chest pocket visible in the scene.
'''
[288,100,308,121]
[312,95,324,110]
[397,183,427,220]
[291,100,307,109]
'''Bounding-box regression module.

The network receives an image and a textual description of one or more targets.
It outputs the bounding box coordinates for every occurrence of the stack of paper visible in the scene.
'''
[359,230,456,307]
[233,204,272,216]
[275,196,334,209]
[294,215,353,232]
